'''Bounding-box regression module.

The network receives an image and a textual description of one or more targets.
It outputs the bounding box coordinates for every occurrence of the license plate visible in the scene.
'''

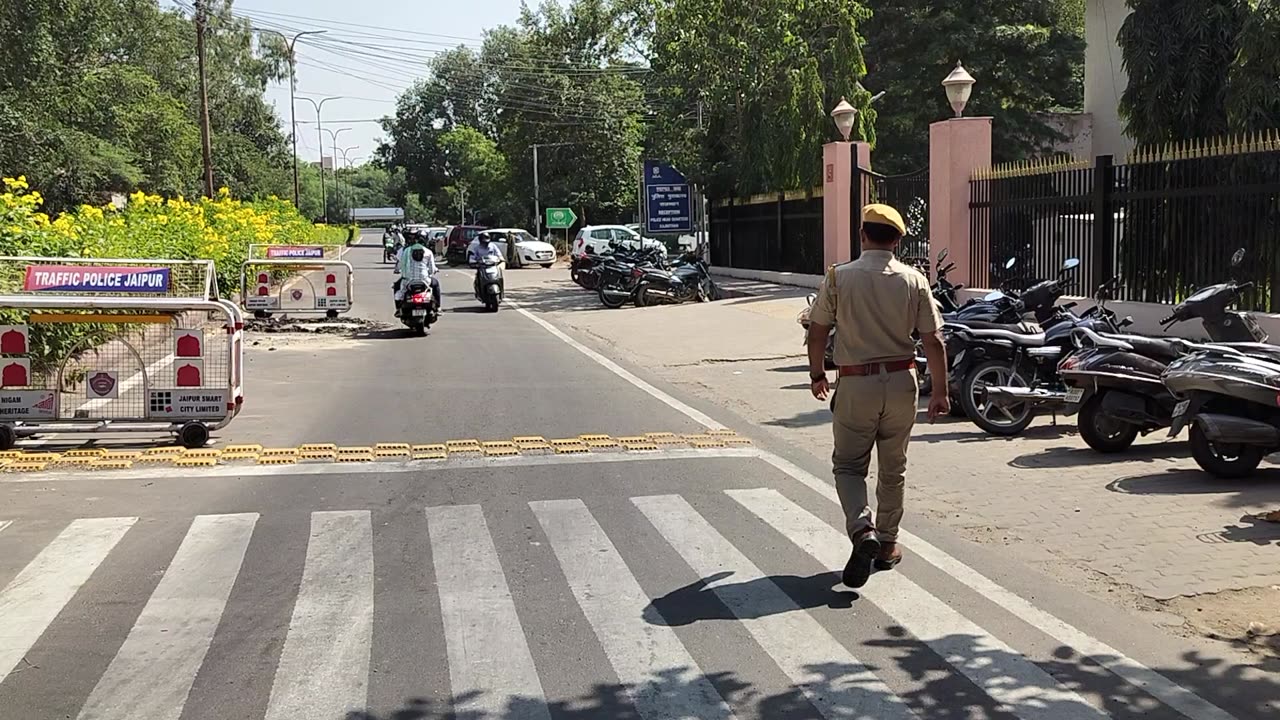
[1173,399,1190,418]
[411,309,427,317]
[1064,387,1084,404]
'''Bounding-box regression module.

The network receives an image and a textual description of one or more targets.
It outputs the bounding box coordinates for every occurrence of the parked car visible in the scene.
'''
[470,229,558,268]
[572,225,665,257]
[444,225,487,264]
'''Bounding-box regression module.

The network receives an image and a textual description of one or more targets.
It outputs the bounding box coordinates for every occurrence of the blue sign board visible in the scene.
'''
[644,160,693,234]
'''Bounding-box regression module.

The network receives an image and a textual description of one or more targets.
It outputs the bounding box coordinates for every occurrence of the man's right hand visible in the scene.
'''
[927,392,951,421]
[810,376,830,401]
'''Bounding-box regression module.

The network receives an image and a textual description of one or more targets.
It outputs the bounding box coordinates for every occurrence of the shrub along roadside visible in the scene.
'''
[0,176,348,377]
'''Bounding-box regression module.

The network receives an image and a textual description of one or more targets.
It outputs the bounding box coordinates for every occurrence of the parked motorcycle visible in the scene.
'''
[474,256,505,312]
[398,280,437,335]
[597,246,667,309]
[1058,255,1267,453]
[798,292,837,369]
[950,258,1132,435]
[570,248,604,290]
[635,253,719,305]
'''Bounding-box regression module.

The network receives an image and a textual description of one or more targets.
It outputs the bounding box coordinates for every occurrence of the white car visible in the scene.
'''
[468,228,558,268]
[572,225,665,256]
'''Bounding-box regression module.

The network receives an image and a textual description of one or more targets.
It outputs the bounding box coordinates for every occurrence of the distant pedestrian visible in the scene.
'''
[805,204,949,588]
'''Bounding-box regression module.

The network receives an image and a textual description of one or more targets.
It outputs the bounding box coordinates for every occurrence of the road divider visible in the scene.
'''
[0,431,752,473]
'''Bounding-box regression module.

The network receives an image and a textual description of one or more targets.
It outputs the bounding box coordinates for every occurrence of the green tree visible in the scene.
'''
[1120,0,1280,144]
[861,0,1085,173]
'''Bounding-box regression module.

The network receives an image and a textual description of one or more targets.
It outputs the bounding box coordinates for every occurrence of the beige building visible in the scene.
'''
[1084,0,1135,158]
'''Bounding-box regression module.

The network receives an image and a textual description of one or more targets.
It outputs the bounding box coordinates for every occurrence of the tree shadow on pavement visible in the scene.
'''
[1106,467,1280,508]
[1009,441,1189,469]
[502,281,610,314]
[346,630,1279,720]
[642,571,856,626]
[914,424,1075,444]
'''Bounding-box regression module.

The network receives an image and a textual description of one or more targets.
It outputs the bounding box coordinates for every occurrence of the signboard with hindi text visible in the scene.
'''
[643,160,693,234]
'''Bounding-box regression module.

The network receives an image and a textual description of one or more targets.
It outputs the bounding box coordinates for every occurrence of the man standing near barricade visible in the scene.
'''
[805,203,950,589]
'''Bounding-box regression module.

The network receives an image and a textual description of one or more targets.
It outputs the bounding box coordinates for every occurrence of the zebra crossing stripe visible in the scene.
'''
[0,520,9,535]
[76,514,257,720]
[264,511,374,720]
[530,499,738,720]
[426,504,550,719]
[727,489,1109,720]
[0,517,136,685]
[632,494,920,720]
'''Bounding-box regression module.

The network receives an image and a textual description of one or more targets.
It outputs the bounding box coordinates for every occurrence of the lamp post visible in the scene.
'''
[260,28,326,208]
[530,142,576,242]
[830,97,858,141]
[321,127,350,221]
[296,96,341,222]
[942,61,976,118]
[337,145,360,223]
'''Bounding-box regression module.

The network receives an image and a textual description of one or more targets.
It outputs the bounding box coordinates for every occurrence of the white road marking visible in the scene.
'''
[0,517,136,684]
[520,305,1242,720]
[0,447,761,483]
[426,504,549,719]
[750,454,1241,720]
[0,520,9,535]
[632,494,918,720]
[729,488,1108,720]
[264,511,374,720]
[530,498,738,720]
[76,514,257,720]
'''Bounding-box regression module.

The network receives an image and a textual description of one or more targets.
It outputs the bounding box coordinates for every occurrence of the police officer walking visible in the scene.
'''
[805,203,949,589]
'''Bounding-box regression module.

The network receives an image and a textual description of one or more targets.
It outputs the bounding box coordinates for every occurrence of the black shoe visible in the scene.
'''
[842,532,881,589]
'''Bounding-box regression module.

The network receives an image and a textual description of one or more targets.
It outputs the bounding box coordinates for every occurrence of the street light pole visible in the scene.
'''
[260,28,325,208]
[531,142,575,241]
[296,96,341,222]
[337,145,360,223]
[321,127,350,221]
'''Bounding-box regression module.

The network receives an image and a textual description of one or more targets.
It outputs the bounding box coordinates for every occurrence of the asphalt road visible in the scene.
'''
[0,230,1273,720]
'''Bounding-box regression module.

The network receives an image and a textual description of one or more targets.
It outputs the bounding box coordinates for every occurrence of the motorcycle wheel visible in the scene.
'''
[1189,423,1264,479]
[1078,392,1138,453]
[599,285,630,309]
[960,359,1035,436]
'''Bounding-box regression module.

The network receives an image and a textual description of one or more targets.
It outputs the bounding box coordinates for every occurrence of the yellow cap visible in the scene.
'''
[861,203,906,236]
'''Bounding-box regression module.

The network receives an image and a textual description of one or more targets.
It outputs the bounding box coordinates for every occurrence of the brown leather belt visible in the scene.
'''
[839,358,915,377]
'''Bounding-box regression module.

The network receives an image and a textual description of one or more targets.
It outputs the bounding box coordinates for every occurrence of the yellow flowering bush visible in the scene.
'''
[0,177,344,296]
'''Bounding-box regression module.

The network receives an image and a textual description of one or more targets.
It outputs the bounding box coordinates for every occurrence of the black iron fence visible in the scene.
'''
[865,167,930,271]
[709,191,824,275]
[970,133,1280,310]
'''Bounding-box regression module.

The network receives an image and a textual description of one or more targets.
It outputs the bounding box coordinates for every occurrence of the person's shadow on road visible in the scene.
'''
[643,570,857,626]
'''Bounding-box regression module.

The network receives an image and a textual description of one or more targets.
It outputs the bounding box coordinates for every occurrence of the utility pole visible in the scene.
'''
[321,127,350,221]
[456,184,469,225]
[531,142,574,241]
[261,28,325,208]
[194,0,215,197]
[297,97,341,222]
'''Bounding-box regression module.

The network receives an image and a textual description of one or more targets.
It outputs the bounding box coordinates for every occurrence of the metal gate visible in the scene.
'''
[241,244,353,318]
[860,162,931,271]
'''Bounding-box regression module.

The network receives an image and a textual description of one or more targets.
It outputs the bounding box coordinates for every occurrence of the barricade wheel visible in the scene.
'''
[179,422,210,449]
[0,424,14,451]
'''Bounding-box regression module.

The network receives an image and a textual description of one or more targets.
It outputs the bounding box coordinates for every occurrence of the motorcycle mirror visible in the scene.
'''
[1061,258,1081,271]
[1004,257,1017,270]
[1231,248,1245,268]
[938,248,949,263]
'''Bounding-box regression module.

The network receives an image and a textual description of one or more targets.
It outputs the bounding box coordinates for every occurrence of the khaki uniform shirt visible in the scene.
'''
[808,250,942,366]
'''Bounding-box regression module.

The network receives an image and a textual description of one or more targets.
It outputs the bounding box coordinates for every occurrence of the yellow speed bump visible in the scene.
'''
[221,451,261,461]
[374,443,411,458]
[299,443,337,452]
[337,451,375,463]
[707,429,738,437]
[184,448,222,459]
[0,450,23,459]
[145,446,184,456]
[579,434,612,442]
[64,448,108,458]
[259,448,299,458]
[513,436,551,451]
[174,457,218,468]
[689,438,726,448]
[585,438,619,449]
[89,459,134,470]
[22,452,61,462]
[648,436,686,446]
[136,455,176,465]
[337,446,374,456]
[223,444,263,454]
[299,449,337,461]
[52,456,96,467]
[257,455,298,466]
[620,440,660,451]
[6,461,47,472]
[721,435,752,446]
[412,450,448,460]
[645,432,677,439]
[483,446,520,457]
[553,444,590,455]
[102,451,143,461]
[445,439,482,453]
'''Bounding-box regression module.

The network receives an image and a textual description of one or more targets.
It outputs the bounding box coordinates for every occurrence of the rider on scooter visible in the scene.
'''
[394,232,440,315]
[468,233,505,296]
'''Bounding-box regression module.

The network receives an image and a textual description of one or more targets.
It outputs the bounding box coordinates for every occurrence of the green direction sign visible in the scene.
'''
[545,207,577,229]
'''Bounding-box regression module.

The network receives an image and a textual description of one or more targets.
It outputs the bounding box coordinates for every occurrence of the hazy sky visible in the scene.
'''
[233,1,525,166]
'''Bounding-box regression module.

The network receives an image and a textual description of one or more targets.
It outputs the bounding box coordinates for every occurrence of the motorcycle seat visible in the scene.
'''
[1105,334,1180,361]
[952,319,1040,334]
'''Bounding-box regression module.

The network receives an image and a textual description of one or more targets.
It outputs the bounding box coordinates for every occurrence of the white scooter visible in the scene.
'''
[473,256,504,312]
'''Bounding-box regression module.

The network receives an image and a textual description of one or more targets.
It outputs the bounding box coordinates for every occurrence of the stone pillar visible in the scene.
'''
[822,141,872,267]
[928,117,991,286]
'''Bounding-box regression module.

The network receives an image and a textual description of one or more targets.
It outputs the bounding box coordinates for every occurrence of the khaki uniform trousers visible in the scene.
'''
[831,367,918,543]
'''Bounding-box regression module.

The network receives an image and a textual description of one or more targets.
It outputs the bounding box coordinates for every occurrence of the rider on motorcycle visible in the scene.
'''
[468,233,505,295]
[394,232,440,315]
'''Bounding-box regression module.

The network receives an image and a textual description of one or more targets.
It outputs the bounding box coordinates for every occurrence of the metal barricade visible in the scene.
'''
[241,244,354,318]
[0,257,245,449]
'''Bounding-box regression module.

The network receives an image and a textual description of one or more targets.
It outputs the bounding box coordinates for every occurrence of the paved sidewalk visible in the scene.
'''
[514,271,1280,653]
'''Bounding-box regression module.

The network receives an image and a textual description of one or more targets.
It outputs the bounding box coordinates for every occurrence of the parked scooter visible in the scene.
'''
[398,280,437,335]
[635,252,719,305]
[1058,255,1267,453]
[473,256,504,312]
